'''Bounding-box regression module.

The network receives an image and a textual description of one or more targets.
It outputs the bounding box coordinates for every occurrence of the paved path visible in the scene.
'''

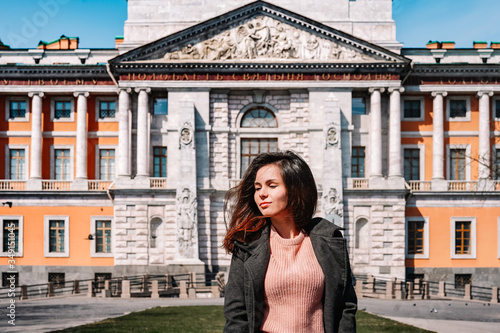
[1,296,499,332]
[359,298,500,333]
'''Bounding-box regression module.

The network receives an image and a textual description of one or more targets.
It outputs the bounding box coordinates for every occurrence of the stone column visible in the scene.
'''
[478,91,494,179]
[118,88,132,178]
[28,92,44,190]
[74,92,89,179]
[135,88,151,178]
[369,88,385,178]
[388,87,404,178]
[431,91,447,181]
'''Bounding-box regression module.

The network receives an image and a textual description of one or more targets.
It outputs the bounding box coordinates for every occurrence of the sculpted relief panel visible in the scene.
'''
[163,16,376,62]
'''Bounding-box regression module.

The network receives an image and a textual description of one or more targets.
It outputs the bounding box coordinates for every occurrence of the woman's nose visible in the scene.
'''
[259,188,268,198]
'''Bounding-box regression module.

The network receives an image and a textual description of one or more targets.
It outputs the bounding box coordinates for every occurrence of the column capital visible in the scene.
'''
[134,87,151,94]
[117,87,132,94]
[431,91,448,98]
[28,92,44,98]
[477,91,494,98]
[368,87,385,94]
[388,87,405,94]
[73,91,90,98]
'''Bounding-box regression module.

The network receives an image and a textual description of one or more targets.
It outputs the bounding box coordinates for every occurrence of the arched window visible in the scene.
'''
[240,108,278,174]
[355,218,369,249]
[150,217,162,248]
[241,109,277,128]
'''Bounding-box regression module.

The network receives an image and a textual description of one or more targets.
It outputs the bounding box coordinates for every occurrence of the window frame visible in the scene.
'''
[0,216,24,257]
[95,97,118,122]
[95,146,116,180]
[4,145,29,181]
[44,216,70,258]
[90,216,113,258]
[401,144,425,181]
[450,217,476,259]
[446,144,471,181]
[351,146,366,178]
[50,145,74,180]
[493,97,500,121]
[152,146,168,178]
[405,217,429,259]
[401,96,425,121]
[5,96,30,122]
[493,144,500,180]
[50,97,75,122]
[446,96,471,122]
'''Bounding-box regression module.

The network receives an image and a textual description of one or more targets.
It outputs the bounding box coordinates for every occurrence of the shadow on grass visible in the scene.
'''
[50,305,435,333]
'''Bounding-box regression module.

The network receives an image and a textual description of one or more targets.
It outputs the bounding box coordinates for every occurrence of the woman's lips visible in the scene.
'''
[260,202,271,208]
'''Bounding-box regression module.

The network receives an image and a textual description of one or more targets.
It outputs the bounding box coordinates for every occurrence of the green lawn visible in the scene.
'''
[51,305,435,333]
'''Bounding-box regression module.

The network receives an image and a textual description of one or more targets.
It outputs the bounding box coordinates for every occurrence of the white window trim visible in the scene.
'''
[44,216,70,258]
[235,103,282,179]
[95,97,118,123]
[450,217,476,259]
[4,144,29,180]
[50,145,74,180]
[446,144,471,181]
[5,96,30,122]
[405,217,429,259]
[90,216,113,258]
[446,96,471,122]
[95,145,117,180]
[401,96,425,121]
[0,216,24,257]
[493,97,500,122]
[51,97,75,122]
[401,144,425,181]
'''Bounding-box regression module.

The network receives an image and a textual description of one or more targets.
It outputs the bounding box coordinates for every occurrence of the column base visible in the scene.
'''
[431,179,448,191]
[71,178,88,191]
[26,179,42,191]
[133,176,151,189]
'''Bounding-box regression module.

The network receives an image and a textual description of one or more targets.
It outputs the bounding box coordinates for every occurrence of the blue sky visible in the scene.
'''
[0,0,499,49]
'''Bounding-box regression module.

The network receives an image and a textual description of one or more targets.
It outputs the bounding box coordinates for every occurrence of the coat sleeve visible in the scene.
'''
[338,262,357,332]
[223,252,250,333]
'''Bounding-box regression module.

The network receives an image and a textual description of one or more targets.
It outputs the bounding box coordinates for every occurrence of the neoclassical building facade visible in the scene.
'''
[1,0,500,287]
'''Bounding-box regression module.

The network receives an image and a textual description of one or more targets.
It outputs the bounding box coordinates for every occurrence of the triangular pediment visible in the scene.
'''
[110,1,409,69]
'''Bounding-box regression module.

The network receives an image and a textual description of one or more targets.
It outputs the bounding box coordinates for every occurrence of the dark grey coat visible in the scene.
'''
[223,217,357,332]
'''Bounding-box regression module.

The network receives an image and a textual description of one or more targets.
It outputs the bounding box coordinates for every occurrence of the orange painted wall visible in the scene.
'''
[0,206,114,266]
[406,206,500,268]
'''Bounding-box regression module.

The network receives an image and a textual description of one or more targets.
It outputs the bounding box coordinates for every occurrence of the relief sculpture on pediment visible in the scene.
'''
[164,16,375,62]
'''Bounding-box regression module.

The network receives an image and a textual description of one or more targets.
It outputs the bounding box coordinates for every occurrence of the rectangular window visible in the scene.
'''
[241,138,278,175]
[9,100,26,119]
[153,147,167,177]
[351,147,365,178]
[48,273,65,289]
[99,149,115,180]
[404,149,420,181]
[404,100,421,119]
[495,149,500,180]
[55,101,72,119]
[153,98,168,115]
[449,148,466,180]
[2,272,19,288]
[408,220,424,255]
[2,220,18,253]
[99,101,116,119]
[454,274,471,289]
[352,97,366,115]
[496,100,500,119]
[55,149,71,180]
[455,221,471,255]
[9,149,25,180]
[49,220,65,253]
[95,220,112,253]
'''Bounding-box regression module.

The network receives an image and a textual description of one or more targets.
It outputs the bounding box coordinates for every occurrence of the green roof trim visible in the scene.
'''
[115,35,124,39]
[491,41,500,44]
[473,41,487,44]
[441,41,455,43]
[38,35,79,46]
[426,40,439,44]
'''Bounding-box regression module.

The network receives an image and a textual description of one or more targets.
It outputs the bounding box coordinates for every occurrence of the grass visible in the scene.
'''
[51,305,435,333]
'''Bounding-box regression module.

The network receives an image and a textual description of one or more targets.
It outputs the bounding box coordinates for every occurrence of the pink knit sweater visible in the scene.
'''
[261,226,325,333]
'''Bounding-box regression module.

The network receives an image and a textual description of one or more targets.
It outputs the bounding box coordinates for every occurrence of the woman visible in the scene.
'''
[223,151,357,333]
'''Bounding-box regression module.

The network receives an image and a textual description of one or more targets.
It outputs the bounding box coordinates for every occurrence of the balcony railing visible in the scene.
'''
[352,178,369,189]
[447,181,477,191]
[0,180,26,190]
[150,178,167,189]
[408,181,431,191]
[41,180,72,190]
[88,180,113,191]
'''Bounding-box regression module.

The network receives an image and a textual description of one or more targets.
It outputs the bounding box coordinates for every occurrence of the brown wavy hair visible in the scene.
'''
[223,151,317,253]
